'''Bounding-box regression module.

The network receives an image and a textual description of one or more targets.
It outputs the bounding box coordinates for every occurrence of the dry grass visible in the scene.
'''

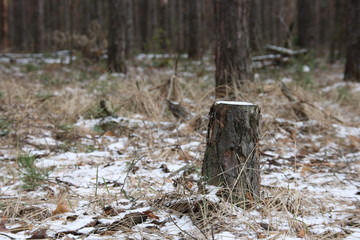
[0,58,359,239]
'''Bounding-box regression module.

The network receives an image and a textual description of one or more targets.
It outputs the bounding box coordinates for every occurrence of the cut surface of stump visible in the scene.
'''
[202,101,261,204]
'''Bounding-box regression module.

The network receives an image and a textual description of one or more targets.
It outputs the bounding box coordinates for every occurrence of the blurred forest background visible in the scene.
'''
[0,0,349,63]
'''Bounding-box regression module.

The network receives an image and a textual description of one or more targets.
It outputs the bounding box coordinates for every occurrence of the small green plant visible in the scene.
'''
[24,63,40,73]
[85,144,97,153]
[288,52,318,89]
[17,154,49,190]
[56,123,75,132]
[93,121,118,134]
[336,86,353,103]
[0,118,12,136]
[39,72,64,86]
[84,100,114,119]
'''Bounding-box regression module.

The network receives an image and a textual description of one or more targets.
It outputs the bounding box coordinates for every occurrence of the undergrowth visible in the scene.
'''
[17,154,49,190]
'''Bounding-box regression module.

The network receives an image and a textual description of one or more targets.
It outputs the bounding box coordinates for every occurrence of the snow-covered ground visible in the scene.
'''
[0,55,359,239]
[0,113,359,239]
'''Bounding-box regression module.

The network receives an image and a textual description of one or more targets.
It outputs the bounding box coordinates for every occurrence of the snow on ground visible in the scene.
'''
[0,113,359,240]
[0,57,359,239]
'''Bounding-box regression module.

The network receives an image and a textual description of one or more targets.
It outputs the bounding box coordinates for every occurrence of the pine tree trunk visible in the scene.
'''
[214,0,253,98]
[344,0,360,82]
[0,0,9,51]
[297,0,317,48]
[202,101,261,205]
[187,0,203,59]
[329,0,346,62]
[107,0,127,73]
[125,0,133,58]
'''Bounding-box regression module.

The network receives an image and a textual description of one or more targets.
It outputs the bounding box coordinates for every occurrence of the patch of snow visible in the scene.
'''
[214,231,237,240]
[344,230,360,240]
[332,124,360,138]
[215,101,256,106]
[136,53,188,60]
[28,136,61,146]
[281,77,293,83]
[162,215,202,238]
[0,232,26,239]
[303,65,310,72]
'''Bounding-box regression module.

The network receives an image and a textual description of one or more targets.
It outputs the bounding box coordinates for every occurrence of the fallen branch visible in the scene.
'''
[266,45,308,56]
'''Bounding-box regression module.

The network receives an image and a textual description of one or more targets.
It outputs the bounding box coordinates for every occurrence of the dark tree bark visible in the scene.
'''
[249,0,261,51]
[146,0,158,51]
[125,0,133,58]
[158,0,168,51]
[176,0,185,52]
[202,101,261,204]
[344,0,360,81]
[0,0,9,51]
[329,0,346,63]
[297,0,317,48]
[139,0,149,51]
[107,0,127,73]
[34,0,44,52]
[187,0,203,59]
[214,0,253,98]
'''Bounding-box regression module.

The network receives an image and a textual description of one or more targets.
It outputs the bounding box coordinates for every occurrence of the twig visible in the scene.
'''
[168,164,197,178]
[168,214,198,240]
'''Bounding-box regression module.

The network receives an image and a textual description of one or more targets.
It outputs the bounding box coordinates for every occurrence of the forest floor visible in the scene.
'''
[0,52,359,239]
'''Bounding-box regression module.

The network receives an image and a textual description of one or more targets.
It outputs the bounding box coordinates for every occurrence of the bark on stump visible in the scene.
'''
[202,101,261,204]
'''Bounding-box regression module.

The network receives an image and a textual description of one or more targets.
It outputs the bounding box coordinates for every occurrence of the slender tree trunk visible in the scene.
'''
[107,0,127,73]
[0,0,9,51]
[139,0,148,51]
[32,0,44,52]
[329,0,346,62]
[344,0,360,81]
[187,0,203,59]
[214,0,253,98]
[297,0,317,48]
[176,0,185,52]
[158,0,167,51]
[202,101,261,205]
[125,0,133,58]
[249,0,261,51]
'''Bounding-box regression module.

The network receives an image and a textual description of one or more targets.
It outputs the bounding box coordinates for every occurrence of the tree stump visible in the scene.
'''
[202,101,261,204]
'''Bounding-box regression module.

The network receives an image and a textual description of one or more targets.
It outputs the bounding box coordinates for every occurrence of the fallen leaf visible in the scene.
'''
[185,180,193,190]
[0,216,9,232]
[52,202,70,215]
[301,166,313,176]
[142,210,160,220]
[246,192,254,201]
[257,232,267,239]
[29,228,48,239]
[297,229,306,238]
[104,131,114,136]
[103,206,124,216]
[178,151,191,162]
[349,135,360,148]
